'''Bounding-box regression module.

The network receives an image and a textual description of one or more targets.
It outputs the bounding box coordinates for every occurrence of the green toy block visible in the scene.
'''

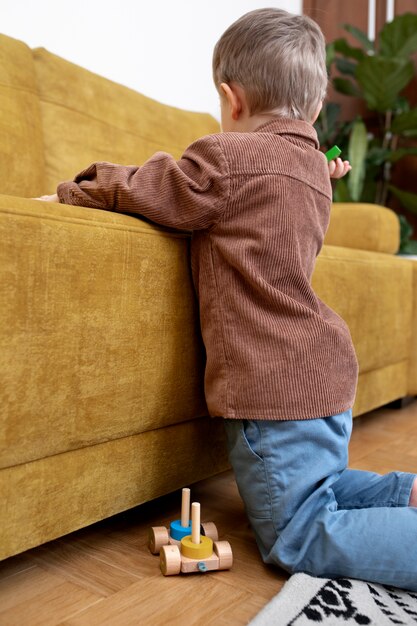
[325,145,342,161]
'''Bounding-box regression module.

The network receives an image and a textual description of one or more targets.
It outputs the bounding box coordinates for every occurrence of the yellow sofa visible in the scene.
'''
[1,34,416,561]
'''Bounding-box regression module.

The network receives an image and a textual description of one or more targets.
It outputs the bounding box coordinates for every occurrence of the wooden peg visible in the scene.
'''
[181,488,190,528]
[191,502,201,545]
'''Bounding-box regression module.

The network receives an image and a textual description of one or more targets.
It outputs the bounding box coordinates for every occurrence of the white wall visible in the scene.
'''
[3,0,301,119]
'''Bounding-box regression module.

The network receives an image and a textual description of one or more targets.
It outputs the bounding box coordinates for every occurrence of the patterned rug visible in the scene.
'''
[249,573,417,625]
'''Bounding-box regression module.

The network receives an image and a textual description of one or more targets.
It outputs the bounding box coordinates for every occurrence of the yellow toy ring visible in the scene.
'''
[181,535,213,559]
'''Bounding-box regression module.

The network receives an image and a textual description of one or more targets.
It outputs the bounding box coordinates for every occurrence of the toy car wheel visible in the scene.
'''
[148,526,169,554]
[201,522,219,541]
[160,545,182,576]
[214,540,233,570]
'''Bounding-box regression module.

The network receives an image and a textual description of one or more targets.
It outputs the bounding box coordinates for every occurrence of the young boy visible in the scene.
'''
[37,9,417,590]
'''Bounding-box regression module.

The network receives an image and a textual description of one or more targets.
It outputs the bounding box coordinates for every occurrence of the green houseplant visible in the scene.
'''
[315,12,417,253]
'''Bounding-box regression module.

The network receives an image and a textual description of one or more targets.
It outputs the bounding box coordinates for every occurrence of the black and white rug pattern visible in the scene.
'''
[249,573,417,625]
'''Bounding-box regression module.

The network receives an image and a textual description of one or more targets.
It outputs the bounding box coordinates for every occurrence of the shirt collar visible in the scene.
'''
[254,117,319,150]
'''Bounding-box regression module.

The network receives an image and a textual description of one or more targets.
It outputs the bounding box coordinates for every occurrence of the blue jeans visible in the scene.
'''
[224,410,417,591]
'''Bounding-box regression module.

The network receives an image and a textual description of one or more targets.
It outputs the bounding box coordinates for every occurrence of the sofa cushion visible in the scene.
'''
[0,35,45,197]
[325,203,400,254]
[313,245,412,376]
[0,195,207,469]
[354,362,408,416]
[32,48,220,192]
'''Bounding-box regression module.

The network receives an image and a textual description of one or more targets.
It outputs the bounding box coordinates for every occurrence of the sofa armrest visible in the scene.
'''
[324,203,400,254]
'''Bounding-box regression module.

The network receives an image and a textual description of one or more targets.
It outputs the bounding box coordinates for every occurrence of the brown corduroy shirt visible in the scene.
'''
[57,117,358,420]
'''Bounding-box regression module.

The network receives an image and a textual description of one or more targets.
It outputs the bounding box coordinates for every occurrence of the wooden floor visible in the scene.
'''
[1,400,417,626]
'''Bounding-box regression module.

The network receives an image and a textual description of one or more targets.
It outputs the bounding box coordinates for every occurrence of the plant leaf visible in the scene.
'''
[391,108,417,137]
[315,103,343,146]
[336,57,357,77]
[401,240,417,254]
[334,38,366,61]
[360,178,378,203]
[389,185,417,215]
[348,120,368,201]
[326,42,336,70]
[333,77,362,97]
[333,178,352,202]
[343,24,374,51]
[325,102,341,129]
[395,97,411,115]
[399,215,417,254]
[366,146,391,166]
[379,13,417,58]
[356,56,414,112]
[389,148,417,163]
[399,214,413,241]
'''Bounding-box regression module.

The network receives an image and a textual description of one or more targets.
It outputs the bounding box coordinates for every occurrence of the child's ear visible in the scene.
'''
[220,82,242,120]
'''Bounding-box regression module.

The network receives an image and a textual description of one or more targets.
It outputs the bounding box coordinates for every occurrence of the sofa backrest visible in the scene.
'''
[0,33,219,197]
[32,47,220,193]
[0,35,46,197]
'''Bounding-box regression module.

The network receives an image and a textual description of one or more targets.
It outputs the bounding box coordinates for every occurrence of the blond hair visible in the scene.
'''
[212,8,327,122]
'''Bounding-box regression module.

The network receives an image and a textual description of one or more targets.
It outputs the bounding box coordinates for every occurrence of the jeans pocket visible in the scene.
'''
[241,420,264,461]
[341,409,353,442]
[224,420,272,519]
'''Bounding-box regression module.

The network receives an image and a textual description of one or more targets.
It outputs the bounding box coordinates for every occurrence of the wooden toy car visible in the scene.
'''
[159,502,233,575]
[148,487,218,554]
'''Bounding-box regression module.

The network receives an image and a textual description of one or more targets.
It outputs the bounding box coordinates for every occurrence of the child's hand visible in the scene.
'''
[328,158,351,179]
[33,194,59,202]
